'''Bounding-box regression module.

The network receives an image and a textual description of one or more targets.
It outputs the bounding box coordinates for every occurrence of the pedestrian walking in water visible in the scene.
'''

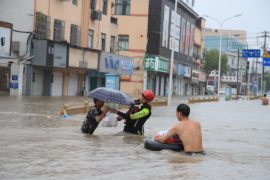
[81,98,110,134]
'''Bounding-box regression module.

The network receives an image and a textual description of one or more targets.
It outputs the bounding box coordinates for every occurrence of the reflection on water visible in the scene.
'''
[0,96,270,179]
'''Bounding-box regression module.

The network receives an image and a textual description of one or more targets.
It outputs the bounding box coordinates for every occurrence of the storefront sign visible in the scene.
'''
[199,72,206,82]
[175,63,191,78]
[184,66,191,78]
[144,55,168,73]
[105,74,119,90]
[100,52,133,75]
[192,70,199,79]
[10,82,18,89]
[175,64,185,76]
[192,70,199,83]
[12,75,18,81]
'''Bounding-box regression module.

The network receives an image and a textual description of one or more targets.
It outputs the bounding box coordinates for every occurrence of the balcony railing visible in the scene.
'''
[35,12,50,39]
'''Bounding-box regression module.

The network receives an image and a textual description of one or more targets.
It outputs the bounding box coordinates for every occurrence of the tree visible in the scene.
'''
[203,49,228,76]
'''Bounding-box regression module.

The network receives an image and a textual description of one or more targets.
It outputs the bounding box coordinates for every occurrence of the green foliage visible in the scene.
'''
[203,49,228,76]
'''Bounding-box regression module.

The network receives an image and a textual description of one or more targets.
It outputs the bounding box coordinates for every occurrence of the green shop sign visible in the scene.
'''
[144,55,168,73]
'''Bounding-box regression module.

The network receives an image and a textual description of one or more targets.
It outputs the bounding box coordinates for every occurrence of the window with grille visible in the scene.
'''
[90,0,96,10]
[101,33,106,51]
[102,0,108,15]
[88,29,94,48]
[70,24,81,46]
[53,19,65,41]
[115,0,130,15]
[110,35,116,53]
[118,35,129,50]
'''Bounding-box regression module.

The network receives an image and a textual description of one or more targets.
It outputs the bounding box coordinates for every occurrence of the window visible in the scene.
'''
[115,0,130,15]
[70,24,81,46]
[35,12,50,39]
[90,0,96,10]
[102,0,108,15]
[110,36,116,53]
[101,33,106,51]
[118,35,129,50]
[32,72,35,82]
[72,0,78,6]
[53,19,65,41]
[88,29,94,48]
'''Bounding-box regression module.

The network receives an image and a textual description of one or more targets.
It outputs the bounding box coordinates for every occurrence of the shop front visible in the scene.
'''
[198,71,206,95]
[69,47,99,96]
[99,52,133,91]
[191,69,199,95]
[144,55,169,96]
[30,39,68,96]
[175,63,192,96]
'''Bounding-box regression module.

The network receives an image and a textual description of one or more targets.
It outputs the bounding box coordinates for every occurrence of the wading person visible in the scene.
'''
[261,94,269,105]
[110,90,155,135]
[81,98,109,134]
[154,103,204,155]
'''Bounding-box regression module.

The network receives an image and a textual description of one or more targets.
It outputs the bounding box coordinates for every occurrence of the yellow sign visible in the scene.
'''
[263,51,270,58]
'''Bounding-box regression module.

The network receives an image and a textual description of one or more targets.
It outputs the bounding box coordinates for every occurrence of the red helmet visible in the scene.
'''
[142,90,155,102]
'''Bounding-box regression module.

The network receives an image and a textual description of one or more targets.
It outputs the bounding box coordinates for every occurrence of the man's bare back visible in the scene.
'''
[173,120,203,152]
[155,104,204,153]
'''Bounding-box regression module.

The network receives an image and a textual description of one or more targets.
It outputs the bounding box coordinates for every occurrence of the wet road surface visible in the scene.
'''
[0,96,269,179]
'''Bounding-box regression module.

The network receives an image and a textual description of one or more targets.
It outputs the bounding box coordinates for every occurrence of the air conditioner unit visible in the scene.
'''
[11,41,20,53]
[79,61,88,68]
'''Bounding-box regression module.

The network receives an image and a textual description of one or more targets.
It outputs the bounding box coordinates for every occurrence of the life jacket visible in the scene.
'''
[123,103,152,135]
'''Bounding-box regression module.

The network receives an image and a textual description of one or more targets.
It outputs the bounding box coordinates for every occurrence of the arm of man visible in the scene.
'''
[110,108,131,120]
[154,126,177,143]
[95,107,109,122]
[129,108,149,120]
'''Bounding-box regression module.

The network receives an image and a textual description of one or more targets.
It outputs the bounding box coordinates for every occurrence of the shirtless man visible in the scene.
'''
[261,94,269,105]
[154,103,204,154]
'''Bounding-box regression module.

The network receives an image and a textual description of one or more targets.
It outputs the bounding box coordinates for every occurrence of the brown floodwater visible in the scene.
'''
[0,96,269,179]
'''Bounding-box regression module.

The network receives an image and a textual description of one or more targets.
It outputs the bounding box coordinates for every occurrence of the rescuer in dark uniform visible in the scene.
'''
[110,90,155,135]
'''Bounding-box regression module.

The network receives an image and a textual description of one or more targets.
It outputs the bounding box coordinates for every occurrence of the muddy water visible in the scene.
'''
[0,96,269,179]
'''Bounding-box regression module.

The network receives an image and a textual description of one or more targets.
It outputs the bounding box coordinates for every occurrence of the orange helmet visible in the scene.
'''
[142,90,155,102]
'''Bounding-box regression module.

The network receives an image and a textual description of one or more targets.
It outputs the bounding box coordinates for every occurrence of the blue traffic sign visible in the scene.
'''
[263,58,270,66]
[242,49,261,58]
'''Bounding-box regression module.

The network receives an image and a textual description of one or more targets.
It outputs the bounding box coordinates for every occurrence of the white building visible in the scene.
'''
[0,0,34,96]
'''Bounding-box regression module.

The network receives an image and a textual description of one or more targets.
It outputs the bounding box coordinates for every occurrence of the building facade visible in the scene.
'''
[0,0,134,96]
[1,0,205,97]
[203,28,248,94]
[145,0,205,96]
[0,0,34,96]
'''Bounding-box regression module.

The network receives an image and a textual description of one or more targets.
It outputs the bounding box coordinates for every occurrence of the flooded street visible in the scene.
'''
[0,96,270,179]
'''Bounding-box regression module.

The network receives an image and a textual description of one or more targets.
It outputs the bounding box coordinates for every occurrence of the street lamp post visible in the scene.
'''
[167,0,178,106]
[204,14,242,100]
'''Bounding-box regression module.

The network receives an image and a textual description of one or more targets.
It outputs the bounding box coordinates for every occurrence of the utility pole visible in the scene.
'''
[262,31,270,93]
[236,49,240,99]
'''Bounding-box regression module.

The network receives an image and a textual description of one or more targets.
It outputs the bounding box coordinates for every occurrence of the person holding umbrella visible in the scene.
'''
[81,98,110,134]
[110,90,155,135]
[84,87,134,134]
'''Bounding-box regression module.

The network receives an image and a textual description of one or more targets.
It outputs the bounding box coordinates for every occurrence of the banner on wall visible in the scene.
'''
[162,5,170,48]
[105,74,119,90]
[99,52,133,75]
[144,55,169,73]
